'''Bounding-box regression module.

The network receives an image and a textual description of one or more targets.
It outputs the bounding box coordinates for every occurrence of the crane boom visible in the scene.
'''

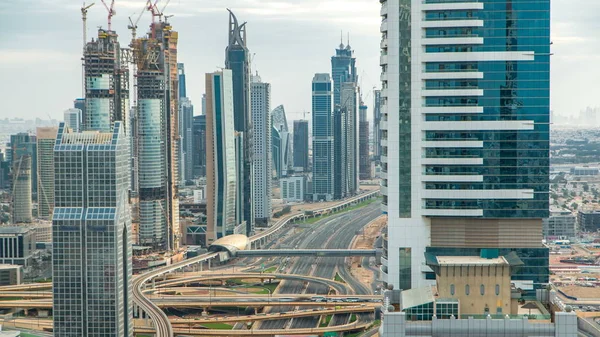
[100,0,116,31]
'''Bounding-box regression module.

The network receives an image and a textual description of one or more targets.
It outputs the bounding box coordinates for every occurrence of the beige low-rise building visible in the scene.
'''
[427,252,523,316]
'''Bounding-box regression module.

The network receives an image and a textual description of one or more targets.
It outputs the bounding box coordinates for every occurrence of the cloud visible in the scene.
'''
[0,49,80,65]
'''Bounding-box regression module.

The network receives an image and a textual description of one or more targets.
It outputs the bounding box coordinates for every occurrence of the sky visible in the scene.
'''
[0,0,598,123]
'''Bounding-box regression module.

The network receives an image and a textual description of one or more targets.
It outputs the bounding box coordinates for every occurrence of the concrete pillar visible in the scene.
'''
[202,308,208,317]
[199,262,203,272]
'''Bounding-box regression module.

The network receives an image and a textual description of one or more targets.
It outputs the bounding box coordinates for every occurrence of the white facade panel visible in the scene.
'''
[422,158,483,165]
[422,3,484,11]
[423,120,535,131]
[422,189,535,200]
[422,72,484,80]
[421,20,484,28]
[421,106,484,114]
[422,37,484,45]
[423,51,536,62]
[423,141,483,148]
[422,175,484,182]
[422,209,484,217]
[422,89,484,97]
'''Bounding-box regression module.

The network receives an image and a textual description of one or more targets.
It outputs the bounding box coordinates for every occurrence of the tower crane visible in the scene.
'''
[100,0,116,31]
[127,7,146,42]
[81,2,94,97]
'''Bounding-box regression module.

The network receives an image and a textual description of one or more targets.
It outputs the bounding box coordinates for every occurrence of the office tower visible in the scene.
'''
[178,63,194,184]
[193,115,207,177]
[205,70,237,244]
[73,98,85,127]
[201,94,206,115]
[179,98,194,184]
[226,9,254,236]
[271,105,292,179]
[132,21,180,250]
[372,89,382,162]
[380,0,551,290]
[293,120,309,172]
[359,101,370,180]
[333,107,347,200]
[9,133,36,222]
[63,108,82,133]
[11,155,32,223]
[331,42,359,198]
[251,74,272,227]
[52,122,132,337]
[311,73,334,201]
[341,82,358,195]
[83,29,129,133]
[36,127,58,218]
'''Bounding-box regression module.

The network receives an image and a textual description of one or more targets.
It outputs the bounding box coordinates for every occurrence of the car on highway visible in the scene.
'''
[345,297,360,302]
[279,297,294,302]
[311,296,326,302]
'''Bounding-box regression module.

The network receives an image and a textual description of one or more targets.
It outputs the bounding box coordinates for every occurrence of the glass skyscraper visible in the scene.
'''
[226,9,254,236]
[380,0,550,290]
[52,122,132,337]
[311,73,334,201]
[293,120,309,172]
[205,70,238,244]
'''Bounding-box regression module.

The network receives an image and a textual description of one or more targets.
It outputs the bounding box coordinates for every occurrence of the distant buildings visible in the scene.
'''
[52,122,132,337]
[132,21,180,250]
[280,176,306,203]
[178,63,194,184]
[359,102,370,180]
[226,9,254,236]
[372,89,382,162]
[251,74,272,227]
[577,210,600,232]
[380,0,551,290]
[205,70,238,244]
[193,115,207,177]
[271,105,292,178]
[36,126,58,218]
[292,120,309,172]
[63,108,82,132]
[543,208,576,239]
[9,133,36,223]
[0,264,22,286]
[311,73,334,201]
[0,227,35,266]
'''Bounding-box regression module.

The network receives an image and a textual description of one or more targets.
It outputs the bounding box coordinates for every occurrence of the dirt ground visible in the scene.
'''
[348,215,387,290]
[558,284,600,298]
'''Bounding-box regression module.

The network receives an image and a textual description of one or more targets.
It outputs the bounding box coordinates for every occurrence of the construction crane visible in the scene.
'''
[127,6,146,42]
[100,0,116,31]
[146,0,171,38]
[81,2,95,50]
[81,2,94,98]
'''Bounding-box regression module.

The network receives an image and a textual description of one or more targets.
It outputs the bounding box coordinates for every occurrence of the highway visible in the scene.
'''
[260,201,382,330]
[130,190,379,337]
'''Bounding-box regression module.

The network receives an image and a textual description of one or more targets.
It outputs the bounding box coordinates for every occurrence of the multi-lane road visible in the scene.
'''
[259,201,382,330]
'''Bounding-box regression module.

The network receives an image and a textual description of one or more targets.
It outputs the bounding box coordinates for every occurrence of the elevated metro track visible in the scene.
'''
[237,249,378,257]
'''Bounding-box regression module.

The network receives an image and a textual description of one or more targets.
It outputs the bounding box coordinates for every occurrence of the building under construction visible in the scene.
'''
[132,21,180,250]
[83,29,129,133]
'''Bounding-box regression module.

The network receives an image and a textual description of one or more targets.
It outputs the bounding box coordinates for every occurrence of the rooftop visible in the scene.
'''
[401,286,435,310]
[0,227,30,235]
[436,256,508,266]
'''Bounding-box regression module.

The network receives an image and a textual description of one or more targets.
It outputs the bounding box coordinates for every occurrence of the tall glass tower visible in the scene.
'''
[226,9,254,236]
[206,70,238,243]
[311,73,334,201]
[52,122,132,337]
[380,0,550,290]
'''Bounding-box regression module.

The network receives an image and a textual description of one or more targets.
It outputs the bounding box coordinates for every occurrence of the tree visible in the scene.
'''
[583,183,590,192]
[571,202,578,210]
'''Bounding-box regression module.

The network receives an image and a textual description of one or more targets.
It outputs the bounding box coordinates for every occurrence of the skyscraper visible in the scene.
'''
[380,0,551,290]
[372,89,382,162]
[36,126,58,218]
[9,133,36,223]
[178,63,194,184]
[311,73,334,201]
[251,74,272,227]
[64,108,82,133]
[73,98,85,128]
[271,105,292,179]
[193,115,207,177]
[359,101,370,180]
[132,21,180,250]
[52,122,132,337]
[226,9,254,236]
[293,120,309,172]
[205,70,238,243]
[83,29,129,133]
[333,106,346,200]
[332,42,359,198]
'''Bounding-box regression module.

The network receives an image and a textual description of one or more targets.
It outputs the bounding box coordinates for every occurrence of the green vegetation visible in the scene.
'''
[320,314,333,327]
[273,205,292,218]
[334,273,346,283]
[343,332,362,337]
[201,322,234,330]
[304,197,379,225]
[350,314,357,323]
[262,266,277,273]
[0,297,23,301]
[18,333,49,337]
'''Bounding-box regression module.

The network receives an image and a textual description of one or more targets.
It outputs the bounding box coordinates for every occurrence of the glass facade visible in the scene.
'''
[52,122,132,337]
[311,74,334,201]
[421,0,550,218]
